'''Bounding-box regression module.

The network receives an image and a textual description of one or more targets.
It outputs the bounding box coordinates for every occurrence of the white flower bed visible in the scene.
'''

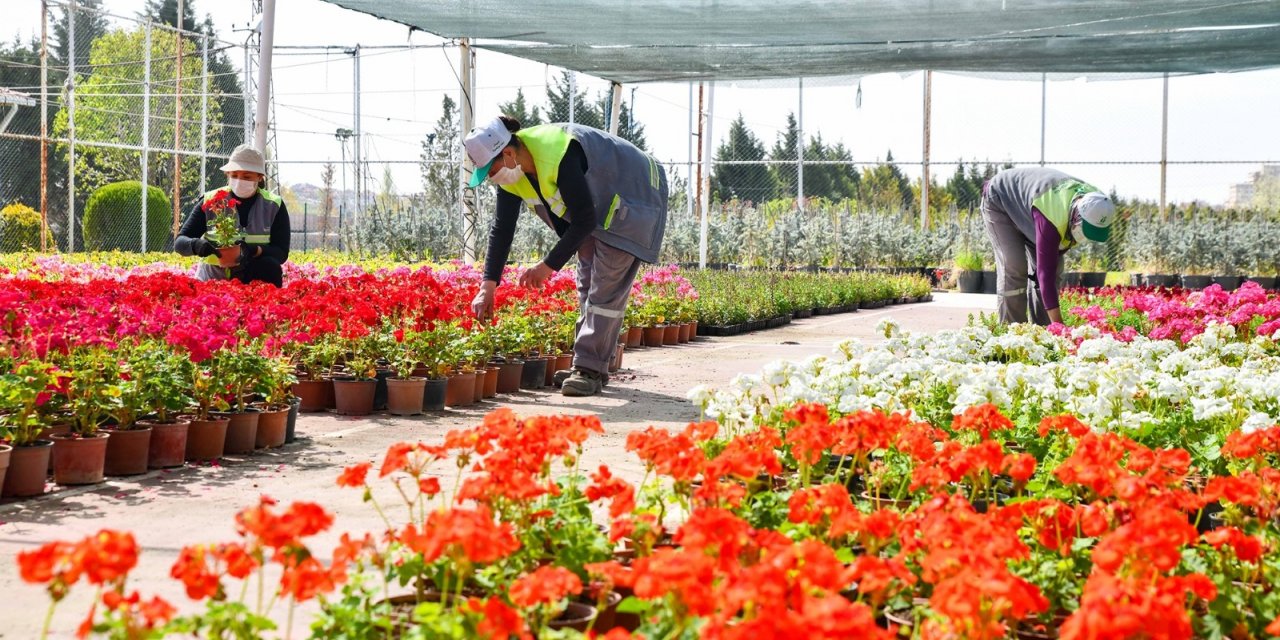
[690,320,1280,444]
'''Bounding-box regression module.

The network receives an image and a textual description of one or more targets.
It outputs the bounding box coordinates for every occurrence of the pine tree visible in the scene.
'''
[142,0,198,31]
[711,113,773,203]
[544,71,601,128]
[51,0,109,74]
[319,162,335,243]
[497,88,543,128]
[768,112,800,200]
[421,95,460,212]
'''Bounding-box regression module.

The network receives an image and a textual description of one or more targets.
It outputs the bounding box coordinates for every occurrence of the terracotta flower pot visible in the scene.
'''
[38,423,70,473]
[544,355,561,387]
[216,244,241,268]
[609,343,624,373]
[333,379,377,416]
[2,441,52,497]
[473,369,487,403]
[625,326,643,348]
[642,326,666,347]
[292,379,333,413]
[219,411,260,455]
[52,432,109,485]
[520,358,547,390]
[678,322,692,343]
[662,324,680,345]
[422,378,447,411]
[185,416,229,461]
[386,377,427,416]
[445,372,477,407]
[254,406,289,449]
[141,419,189,469]
[482,367,500,398]
[688,321,699,340]
[496,360,523,394]
[555,353,574,377]
[104,426,153,476]
[0,444,10,498]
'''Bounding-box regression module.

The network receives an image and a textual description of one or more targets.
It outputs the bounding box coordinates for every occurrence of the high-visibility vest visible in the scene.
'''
[497,123,668,263]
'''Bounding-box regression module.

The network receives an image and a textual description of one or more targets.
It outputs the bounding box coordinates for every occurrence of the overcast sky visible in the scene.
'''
[8,0,1280,205]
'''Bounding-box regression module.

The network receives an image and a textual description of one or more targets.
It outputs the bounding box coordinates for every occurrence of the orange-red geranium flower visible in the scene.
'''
[509,566,583,608]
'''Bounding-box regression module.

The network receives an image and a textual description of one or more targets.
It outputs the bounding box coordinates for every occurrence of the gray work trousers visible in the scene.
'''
[572,237,642,374]
[981,198,1062,326]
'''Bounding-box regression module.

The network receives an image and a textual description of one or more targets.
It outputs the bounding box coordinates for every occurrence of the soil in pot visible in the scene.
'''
[386,377,427,416]
[422,377,448,411]
[547,601,598,633]
[520,359,547,390]
[642,326,666,347]
[104,426,153,476]
[333,379,377,416]
[662,324,681,345]
[483,367,500,398]
[185,416,229,461]
[2,441,52,498]
[625,326,643,348]
[446,372,478,406]
[142,419,189,469]
[292,379,333,413]
[254,406,289,449]
[496,360,524,394]
[221,410,260,455]
[52,432,110,485]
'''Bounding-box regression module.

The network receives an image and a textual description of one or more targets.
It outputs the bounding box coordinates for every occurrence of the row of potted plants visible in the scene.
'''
[17,401,1280,638]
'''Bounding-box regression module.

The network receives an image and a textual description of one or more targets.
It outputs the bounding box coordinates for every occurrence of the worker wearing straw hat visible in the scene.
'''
[175,144,291,286]
[980,167,1116,325]
[465,115,668,397]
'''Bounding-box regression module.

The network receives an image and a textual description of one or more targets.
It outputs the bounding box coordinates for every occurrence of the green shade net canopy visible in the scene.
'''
[316,0,1280,82]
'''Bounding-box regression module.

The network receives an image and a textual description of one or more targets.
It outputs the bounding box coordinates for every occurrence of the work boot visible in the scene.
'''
[561,368,606,397]
[553,369,573,388]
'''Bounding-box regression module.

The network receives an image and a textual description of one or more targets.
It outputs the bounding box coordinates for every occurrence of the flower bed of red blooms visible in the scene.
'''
[0,264,583,361]
[1059,282,1280,343]
[20,403,1280,639]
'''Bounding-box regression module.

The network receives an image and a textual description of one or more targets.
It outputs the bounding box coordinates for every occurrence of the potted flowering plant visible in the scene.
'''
[0,360,61,497]
[385,327,426,416]
[333,334,378,416]
[253,356,296,448]
[218,344,269,454]
[186,350,233,461]
[102,346,155,476]
[202,190,242,268]
[50,347,122,485]
[130,342,194,469]
[292,338,340,412]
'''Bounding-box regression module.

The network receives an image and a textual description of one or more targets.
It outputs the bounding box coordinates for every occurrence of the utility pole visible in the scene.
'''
[458,39,478,262]
[335,127,351,237]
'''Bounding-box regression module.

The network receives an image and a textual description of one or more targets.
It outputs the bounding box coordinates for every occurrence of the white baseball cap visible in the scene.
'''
[464,117,512,187]
[218,144,266,175]
[1075,192,1116,242]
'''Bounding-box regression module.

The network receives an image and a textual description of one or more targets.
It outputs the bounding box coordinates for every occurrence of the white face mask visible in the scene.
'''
[1070,219,1088,245]
[228,177,258,199]
[488,155,523,186]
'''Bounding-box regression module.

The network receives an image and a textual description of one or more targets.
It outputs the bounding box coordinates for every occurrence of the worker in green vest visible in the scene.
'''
[174,144,291,286]
[980,167,1116,325]
[464,115,668,397]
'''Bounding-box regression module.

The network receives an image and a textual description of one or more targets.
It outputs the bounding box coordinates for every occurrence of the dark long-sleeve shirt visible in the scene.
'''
[1033,212,1068,311]
[482,141,596,283]
[174,192,291,263]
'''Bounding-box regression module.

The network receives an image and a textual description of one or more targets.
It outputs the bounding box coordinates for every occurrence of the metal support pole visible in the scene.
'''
[921,70,932,229]
[253,0,276,152]
[142,23,152,251]
[352,44,362,225]
[172,0,185,234]
[797,78,804,212]
[608,81,622,136]
[568,71,576,124]
[39,0,48,251]
[1039,72,1047,166]
[1160,72,1169,219]
[198,33,209,198]
[686,82,694,224]
[699,82,715,269]
[67,0,77,251]
[303,202,308,251]
[458,39,478,262]
[243,45,252,143]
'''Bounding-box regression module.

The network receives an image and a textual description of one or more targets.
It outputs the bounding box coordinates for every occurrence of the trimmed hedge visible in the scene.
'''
[83,181,173,251]
[0,201,51,252]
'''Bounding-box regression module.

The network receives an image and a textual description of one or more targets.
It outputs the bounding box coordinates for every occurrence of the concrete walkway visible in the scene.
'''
[0,293,994,638]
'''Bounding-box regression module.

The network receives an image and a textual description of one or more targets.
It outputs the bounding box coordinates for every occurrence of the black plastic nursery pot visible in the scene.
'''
[1212,275,1243,291]
[1145,274,1180,287]
[1246,276,1277,290]
[1078,272,1106,288]
[981,271,999,294]
[1180,275,1212,289]
[957,270,983,293]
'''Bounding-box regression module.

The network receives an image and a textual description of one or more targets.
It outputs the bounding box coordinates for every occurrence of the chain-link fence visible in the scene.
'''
[0,0,247,253]
[3,1,1278,274]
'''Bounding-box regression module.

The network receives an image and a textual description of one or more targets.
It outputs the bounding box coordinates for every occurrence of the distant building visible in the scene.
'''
[1226,164,1280,207]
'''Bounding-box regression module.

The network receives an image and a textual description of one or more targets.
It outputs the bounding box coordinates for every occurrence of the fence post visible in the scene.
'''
[1159,72,1169,220]
[921,70,932,230]
[303,202,308,251]
[142,22,152,252]
[699,82,715,269]
[797,78,804,212]
[67,0,77,251]
[39,0,49,251]
[199,32,209,205]
[686,82,694,225]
